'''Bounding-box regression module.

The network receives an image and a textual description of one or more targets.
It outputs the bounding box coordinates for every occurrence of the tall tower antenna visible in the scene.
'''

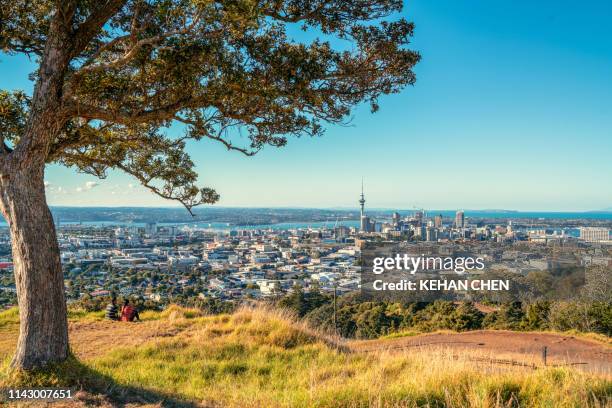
[359,178,366,219]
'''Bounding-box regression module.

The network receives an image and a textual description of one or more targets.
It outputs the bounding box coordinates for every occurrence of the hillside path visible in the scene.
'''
[351,330,612,374]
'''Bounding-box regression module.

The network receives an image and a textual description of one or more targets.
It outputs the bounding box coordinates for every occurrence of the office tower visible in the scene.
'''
[579,227,610,242]
[392,212,401,228]
[145,222,157,236]
[434,214,443,228]
[335,226,350,239]
[369,219,377,233]
[361,216,371,232]
[455,210,465,229]
[425,227,437,242]
[414,210,424,226]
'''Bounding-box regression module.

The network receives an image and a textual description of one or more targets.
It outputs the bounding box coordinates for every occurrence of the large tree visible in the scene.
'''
[0,0,419,369]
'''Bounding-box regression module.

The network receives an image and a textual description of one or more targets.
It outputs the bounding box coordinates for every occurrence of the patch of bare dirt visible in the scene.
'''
[0,319,190,362]
[68,320,186,359]
[351,330,612,374]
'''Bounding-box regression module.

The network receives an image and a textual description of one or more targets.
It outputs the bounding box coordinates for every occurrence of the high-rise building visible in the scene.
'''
[392,212,400,225]
[360,216,372,232]
[369,219,377,233]
[414,225,425,240]
[434,214,443,228]
[414,210,424,226]
[455,210,465,229]
[145,222,157,236]
[334,226,350,240]
[425,227,438,242]
[579,227,610,242]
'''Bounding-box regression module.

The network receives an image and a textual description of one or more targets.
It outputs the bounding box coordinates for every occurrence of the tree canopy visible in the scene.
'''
[0,0,419,210]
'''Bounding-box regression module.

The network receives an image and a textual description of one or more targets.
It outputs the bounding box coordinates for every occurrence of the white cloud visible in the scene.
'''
[73,181,100,193]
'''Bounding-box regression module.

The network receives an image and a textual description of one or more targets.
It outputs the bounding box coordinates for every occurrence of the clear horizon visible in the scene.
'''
[2,0,611,211]
[20,204,612,212]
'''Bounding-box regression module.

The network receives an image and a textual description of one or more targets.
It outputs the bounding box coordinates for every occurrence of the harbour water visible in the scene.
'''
[1,212,611,229]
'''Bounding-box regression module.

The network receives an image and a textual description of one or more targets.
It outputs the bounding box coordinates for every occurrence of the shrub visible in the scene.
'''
[450,302,484,331]
[548,302,588,332]
[521,301,550,330]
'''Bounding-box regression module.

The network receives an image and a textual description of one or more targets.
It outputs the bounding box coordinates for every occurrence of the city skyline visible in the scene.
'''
[2,0,611,211]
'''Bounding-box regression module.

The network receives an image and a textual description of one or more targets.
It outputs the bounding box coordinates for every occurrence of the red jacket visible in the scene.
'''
[120,305,137,322]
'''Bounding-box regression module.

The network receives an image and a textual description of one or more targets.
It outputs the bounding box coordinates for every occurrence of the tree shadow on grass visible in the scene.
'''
[3,354,200,407]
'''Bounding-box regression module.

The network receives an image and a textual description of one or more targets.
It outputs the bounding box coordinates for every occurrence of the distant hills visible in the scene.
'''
[2,206,610,226]
[587,208,612,213]
[47,206,358,225]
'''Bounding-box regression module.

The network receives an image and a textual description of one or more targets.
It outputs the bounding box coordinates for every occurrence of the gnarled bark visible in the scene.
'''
[0,165,68,370]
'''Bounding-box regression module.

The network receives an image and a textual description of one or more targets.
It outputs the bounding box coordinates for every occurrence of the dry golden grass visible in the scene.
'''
[0,306,610,407]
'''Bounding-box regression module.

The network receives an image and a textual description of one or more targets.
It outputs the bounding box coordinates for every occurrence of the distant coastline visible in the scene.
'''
[1,207,612,227]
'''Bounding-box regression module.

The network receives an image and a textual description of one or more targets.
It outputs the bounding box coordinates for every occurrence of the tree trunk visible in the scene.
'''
[0,164,68,370]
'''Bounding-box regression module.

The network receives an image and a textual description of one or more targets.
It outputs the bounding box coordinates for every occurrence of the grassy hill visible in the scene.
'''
[0,306,610,407]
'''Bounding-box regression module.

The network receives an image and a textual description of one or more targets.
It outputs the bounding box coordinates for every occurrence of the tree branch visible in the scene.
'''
[67,99,196,125]
[75,14,206,74]
[172,115,260,156]
[70,0,128,58]
[60,151,218,213]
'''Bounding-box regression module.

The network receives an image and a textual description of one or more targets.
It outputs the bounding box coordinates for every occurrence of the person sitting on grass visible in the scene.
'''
[105,296,119,321]
[120,299,140,322]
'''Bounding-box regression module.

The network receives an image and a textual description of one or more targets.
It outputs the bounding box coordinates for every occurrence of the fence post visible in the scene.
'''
[542,346,547,366]
[333,285,337,336]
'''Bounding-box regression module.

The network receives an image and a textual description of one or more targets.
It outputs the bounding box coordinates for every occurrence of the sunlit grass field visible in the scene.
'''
[0,306,610,407]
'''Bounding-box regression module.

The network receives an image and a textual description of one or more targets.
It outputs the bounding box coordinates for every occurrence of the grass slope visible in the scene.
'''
[0,306,610,407]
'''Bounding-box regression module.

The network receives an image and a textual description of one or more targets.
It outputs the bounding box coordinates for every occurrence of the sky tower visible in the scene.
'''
[359,180,370,232]
[359,179,366,218]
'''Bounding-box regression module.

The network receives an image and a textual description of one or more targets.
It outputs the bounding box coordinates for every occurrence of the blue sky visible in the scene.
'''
[1,0,611,211]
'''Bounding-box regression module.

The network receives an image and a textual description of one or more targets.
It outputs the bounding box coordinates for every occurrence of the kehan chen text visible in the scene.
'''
[372,279,510,292]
